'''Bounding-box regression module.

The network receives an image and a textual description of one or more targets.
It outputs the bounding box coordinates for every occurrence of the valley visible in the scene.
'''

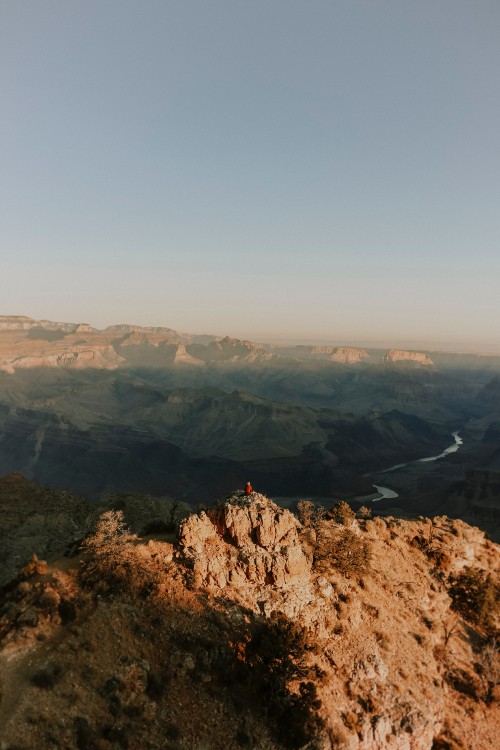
[0,316,500,539]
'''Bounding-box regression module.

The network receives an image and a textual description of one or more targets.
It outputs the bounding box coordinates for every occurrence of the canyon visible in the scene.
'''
[1,316,500,539]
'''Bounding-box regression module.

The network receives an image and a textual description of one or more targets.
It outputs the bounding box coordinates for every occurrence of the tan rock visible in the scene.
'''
[330,346,370,364]
[384,349,434,365]
[178,492,311,591]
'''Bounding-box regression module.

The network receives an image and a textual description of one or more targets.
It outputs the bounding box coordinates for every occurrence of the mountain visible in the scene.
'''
[0,489,498,749]
[2,314,500,532]
[0,368,452,501]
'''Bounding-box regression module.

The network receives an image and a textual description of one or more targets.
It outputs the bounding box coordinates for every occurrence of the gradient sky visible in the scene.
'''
[1,1,499,348]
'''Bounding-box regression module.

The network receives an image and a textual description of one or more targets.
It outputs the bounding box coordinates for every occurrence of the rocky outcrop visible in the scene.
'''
[104,323,183,340]
[203,336,275,363]
[0,316,37,330]
[74,323,94,333]
[178,492,311,593]
[170,343,205,366]
[330,346,369,364]
[0,484,498,750]
[3,347,121,371]
[384,349,434,365]
[175,493,500,748]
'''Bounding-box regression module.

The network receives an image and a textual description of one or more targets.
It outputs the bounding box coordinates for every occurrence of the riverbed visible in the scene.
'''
[371,431,463,501]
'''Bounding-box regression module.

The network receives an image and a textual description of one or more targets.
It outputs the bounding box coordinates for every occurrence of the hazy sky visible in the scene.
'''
[1,1,499,347]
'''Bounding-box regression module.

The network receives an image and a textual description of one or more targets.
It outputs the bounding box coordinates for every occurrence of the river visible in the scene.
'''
[372,431,463,501]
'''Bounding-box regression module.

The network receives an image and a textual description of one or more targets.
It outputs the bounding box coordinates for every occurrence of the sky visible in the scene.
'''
[1,1,499,348]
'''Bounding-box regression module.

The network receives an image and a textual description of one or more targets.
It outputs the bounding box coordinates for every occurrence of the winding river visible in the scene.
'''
[372,431,463,501]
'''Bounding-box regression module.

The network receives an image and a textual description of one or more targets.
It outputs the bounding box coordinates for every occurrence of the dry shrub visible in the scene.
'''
[240,614,325,748]
[328,501,356,525]
[80,511,157,596]
[313,521,371,578]
[476,638,500,703]
[448,567,499,636]
[357,505,372,519]
[328,529,371,577]
[297,500,325,528]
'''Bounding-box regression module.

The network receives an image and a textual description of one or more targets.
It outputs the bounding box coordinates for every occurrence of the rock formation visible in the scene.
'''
[384,349,434,365]
[330,346,369,364]
[0,315,88,333]
[179,492,311,598]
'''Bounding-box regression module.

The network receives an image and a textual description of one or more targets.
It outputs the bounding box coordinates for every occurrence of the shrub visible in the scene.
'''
[31,662,62,689]
[297,500,325,529]
[81,510,136,557]
[357,505,372,519]
[240,614,324,748]
[80,511,156,595]
[476,638,500,703]
[448,567,499,636]
[328,501,356,525]
[330,529,371,575]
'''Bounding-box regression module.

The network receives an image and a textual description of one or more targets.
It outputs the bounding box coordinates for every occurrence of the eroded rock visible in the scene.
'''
[178,492,311,590]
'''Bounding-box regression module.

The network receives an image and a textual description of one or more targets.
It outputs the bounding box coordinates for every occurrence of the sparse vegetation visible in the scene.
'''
[441,616,460,647]
[357,505,372,519]
[314,526,371,577]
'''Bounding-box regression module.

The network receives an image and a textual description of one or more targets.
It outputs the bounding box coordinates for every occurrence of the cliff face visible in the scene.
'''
[0,322,275,373]
[0,315,90,333]
[384,349,434,365]
[1,489,497,750]
[330,347,369,364]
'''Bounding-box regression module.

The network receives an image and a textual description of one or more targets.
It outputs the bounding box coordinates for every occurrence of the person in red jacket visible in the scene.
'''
[244,481,253,495]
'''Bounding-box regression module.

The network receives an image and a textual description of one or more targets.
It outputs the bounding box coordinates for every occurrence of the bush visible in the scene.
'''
[314,526,371,577]
[448,567,499,636]
[328,501,356,525]
[334,530,371,575]
[476,638,500,703]
[31,662,62,689]
[297,500,325,528]
[357,505,372,519]
[80,511,157,595]
[240,614,324,748]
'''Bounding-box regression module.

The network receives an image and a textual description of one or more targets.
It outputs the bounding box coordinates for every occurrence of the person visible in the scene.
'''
[244,481,253,495]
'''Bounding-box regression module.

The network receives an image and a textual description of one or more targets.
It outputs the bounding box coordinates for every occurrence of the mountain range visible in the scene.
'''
[1,315,500,538]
